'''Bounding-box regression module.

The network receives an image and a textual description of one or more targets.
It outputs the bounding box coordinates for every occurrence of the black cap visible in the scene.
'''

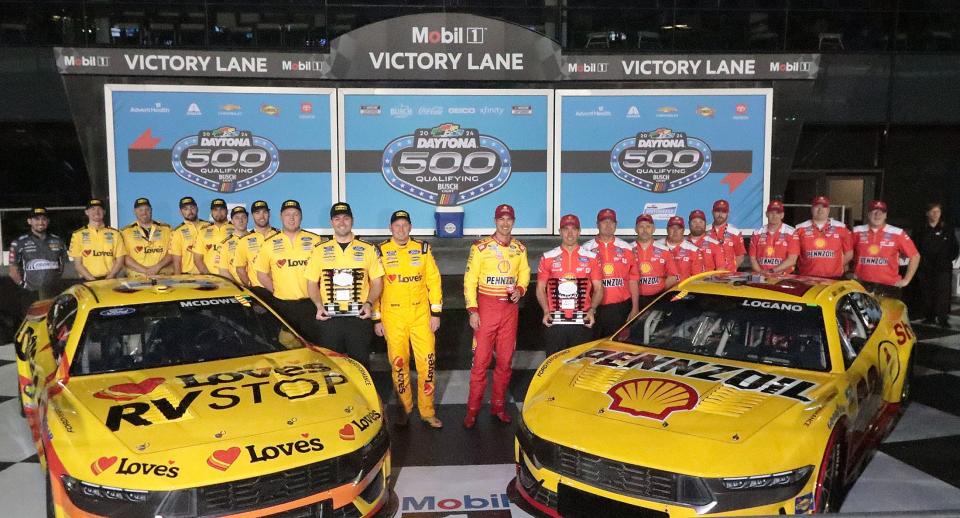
[281,199,301,212]
[251,200,269,212]
[178,196,196,208]
[29,207,48,217]
[390,210,411,224]
[330,202,353,218]
[87,198,105,209]
[134,197,152,208]
[211,198,227,209]
[230,206,247,217]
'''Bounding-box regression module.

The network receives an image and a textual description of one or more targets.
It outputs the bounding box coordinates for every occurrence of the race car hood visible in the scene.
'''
[60,348,374,454]
[533,342,833,444]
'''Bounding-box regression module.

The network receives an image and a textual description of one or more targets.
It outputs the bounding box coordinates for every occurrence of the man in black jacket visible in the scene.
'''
[913,202,959,327]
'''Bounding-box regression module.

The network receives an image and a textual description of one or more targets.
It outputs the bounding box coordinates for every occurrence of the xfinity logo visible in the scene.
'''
[412,26,486,44]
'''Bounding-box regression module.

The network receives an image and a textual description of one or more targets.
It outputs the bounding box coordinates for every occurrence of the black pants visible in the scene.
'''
[594,299,633,339]
[320,317,374,368]
[918,270,953,321]
[269,297,324,345]
[544,324,594,356]
[859,281,902,300]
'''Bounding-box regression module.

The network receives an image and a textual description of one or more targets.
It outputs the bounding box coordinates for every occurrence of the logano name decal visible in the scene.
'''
[567,349,818,402]
[104,362,346,431]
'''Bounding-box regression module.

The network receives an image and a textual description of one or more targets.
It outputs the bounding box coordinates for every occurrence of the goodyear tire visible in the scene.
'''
[45,471,54,518]
[814,429,844,513]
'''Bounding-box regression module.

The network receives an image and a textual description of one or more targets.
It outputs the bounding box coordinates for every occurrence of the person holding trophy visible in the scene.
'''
[306,202,384,368]
[536,214,604,355]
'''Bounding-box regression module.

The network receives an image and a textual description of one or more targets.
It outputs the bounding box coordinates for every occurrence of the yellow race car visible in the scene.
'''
[14,276,391,518]
[514,272,915,517]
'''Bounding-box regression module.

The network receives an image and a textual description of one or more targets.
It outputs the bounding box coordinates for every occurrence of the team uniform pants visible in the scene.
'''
[270,297,324,345]
[544,324,593,356]
[382,312,437,418]
[594,299,633,338]
[468,294,519,413]
[320,317,374,369]
[918,270,953,321]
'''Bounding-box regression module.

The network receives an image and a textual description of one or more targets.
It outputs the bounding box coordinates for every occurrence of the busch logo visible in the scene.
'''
[609,128,712,193]
[412,26,485,44]
[171,127,279,193]
[381,123,511,206]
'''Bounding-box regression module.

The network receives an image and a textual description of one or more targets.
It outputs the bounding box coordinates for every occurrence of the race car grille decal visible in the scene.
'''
[197,427,387,514]
[557,446,678,503]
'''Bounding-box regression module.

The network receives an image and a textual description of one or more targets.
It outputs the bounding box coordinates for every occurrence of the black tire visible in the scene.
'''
[45,471,55,518]
[814,431,845,513]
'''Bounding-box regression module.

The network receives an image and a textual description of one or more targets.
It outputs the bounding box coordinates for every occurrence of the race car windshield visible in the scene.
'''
[616,292,829,372]
[71,297,304,376]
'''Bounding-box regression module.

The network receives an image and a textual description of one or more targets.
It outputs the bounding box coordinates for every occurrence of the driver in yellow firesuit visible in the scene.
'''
[373,210,444,429]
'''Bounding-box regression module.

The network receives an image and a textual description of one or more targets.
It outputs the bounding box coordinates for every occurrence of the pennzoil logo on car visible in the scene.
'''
[381,123,511,206]
[609,128,712,193]
[606,377,699,420]
[171,127,279,193]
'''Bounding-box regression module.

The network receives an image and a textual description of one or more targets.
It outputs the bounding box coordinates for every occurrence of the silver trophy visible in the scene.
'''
[547,277,589,325]
[322,268,365,317]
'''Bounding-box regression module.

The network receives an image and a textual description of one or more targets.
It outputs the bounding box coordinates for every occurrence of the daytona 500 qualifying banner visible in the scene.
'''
[339,89,552,234]
[106,85,336,230]
[557,89,771,234]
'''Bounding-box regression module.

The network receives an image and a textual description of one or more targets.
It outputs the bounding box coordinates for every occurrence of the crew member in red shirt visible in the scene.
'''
[749,199,800,273]
[582,208,639,337]
[852,200,920,298]
[686,209,719,272]
[537,214,604,354]
[709,199,746,272]
[794,196,853,278]
[658,216,703,281]
[633,214,679,308]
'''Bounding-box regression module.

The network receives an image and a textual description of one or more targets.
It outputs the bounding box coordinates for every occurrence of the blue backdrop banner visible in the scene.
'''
[339,89,553,235]
[106,85,336,231]
[557,89,771,234]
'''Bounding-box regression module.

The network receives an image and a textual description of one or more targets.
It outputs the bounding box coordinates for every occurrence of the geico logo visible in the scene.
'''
[352,410,382,432]
[115,458,180,478]
[105,373,347,431]
[247,438,324,463]
[398,274,422,283]
[176,363,332,388]
[741,300,803,312]
[403,493,511,512]
[568,348,818,402]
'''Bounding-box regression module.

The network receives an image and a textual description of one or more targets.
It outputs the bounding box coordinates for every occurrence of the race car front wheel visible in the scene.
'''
[814,429,844,513]
[45,471,55,518]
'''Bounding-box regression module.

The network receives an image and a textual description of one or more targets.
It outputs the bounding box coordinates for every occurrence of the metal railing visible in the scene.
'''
[0,206,86,267]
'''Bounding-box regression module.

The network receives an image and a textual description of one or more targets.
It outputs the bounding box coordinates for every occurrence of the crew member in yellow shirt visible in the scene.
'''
[195,198,233,274]
[254,199,325,343]
[68,198,125,281]
[216,205,250,283]
[234,200,278,296]
[122,198,172,278]
[170,196,209,274]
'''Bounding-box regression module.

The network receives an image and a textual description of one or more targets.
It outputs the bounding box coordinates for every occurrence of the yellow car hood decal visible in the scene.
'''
[63,348,366,453]
[538,343,833,443]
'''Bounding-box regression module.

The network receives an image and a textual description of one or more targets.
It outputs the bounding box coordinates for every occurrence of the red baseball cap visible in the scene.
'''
[494,204,515,219]
[689,209,707,222]
[596,208,617,223]
[766,200,785,213]
[868,200,888,212]
[712,199,730,213]
[667,216,685,228]
[635,214,654,225]
[559,214,581,229]
[811,196,830,208]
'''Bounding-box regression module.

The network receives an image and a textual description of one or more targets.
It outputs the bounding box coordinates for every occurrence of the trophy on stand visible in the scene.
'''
[547,277,589,325]
[322,268,365,317]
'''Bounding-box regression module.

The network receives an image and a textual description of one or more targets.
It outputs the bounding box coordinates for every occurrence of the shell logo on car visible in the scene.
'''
[606,377,699,420]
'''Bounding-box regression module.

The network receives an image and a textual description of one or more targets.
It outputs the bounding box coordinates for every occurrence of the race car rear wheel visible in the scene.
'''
[45,471,54,518]
[814,429,844,513]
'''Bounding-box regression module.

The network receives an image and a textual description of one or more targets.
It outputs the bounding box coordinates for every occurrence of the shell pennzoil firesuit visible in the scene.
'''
[373,238,443,419]
[464,235,530,413]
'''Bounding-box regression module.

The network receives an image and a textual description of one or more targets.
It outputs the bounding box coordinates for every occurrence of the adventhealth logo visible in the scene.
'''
[412,26,485,44]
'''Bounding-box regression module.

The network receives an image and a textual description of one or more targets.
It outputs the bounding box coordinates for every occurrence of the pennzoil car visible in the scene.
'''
[14,276,391,518]
[514,272,915,516]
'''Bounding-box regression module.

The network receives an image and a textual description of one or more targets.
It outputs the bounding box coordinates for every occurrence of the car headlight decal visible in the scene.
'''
[719,465,813,491]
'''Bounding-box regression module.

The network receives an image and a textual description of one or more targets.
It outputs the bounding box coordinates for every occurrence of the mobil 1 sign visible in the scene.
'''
[339,89,552,234]
[556,89,771,234]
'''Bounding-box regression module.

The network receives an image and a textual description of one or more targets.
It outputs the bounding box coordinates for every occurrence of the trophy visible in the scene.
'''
[547,277,590,325]
[322,269,365,317]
